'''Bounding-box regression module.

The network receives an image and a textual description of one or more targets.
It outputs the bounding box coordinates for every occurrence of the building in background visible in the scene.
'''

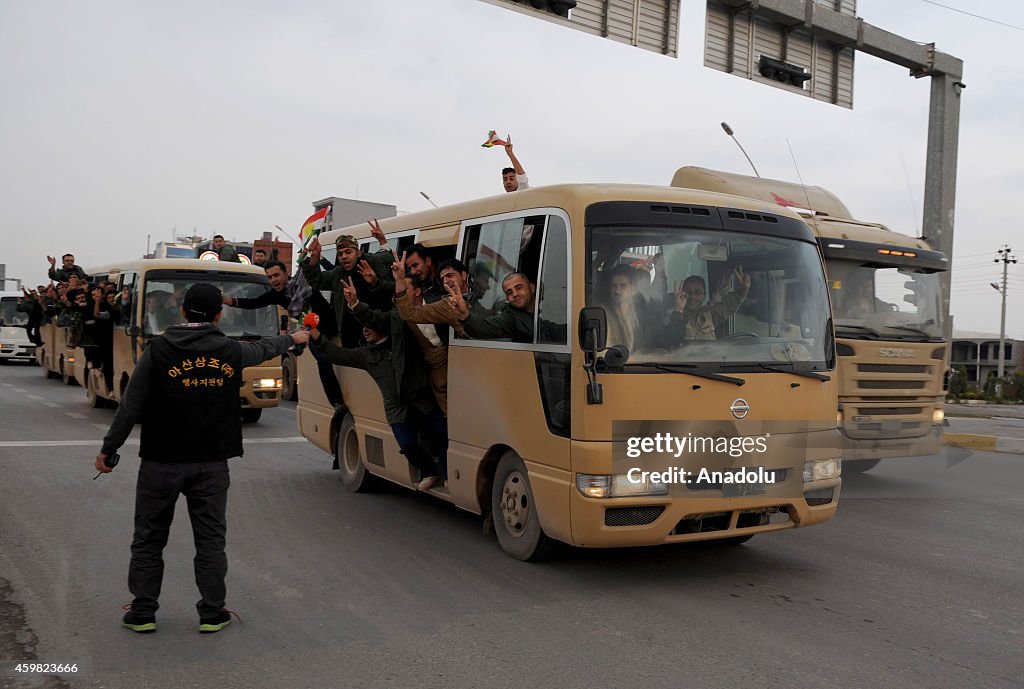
[950,331,1023,389]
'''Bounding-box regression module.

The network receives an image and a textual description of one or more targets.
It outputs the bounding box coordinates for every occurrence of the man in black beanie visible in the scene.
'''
[95,283,309,634]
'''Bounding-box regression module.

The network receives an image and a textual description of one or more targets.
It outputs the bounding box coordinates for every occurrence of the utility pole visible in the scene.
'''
[993,245,1017,384]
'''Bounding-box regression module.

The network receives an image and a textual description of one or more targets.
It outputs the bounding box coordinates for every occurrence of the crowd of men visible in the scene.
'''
[18,253,125,389]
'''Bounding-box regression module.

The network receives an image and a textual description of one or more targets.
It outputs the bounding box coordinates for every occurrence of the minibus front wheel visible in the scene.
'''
[491,452,559,562]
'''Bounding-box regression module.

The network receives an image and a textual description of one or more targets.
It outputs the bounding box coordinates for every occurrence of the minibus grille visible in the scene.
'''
[604,506,665,527]
[804,487,835,506]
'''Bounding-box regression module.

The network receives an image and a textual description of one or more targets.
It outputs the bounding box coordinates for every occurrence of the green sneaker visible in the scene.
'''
[122,609,156,633]
[199,610,235,633]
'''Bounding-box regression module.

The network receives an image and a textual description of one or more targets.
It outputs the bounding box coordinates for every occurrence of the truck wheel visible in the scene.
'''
[240,408,263,423]
[336,414,378,492]
[281,355,297,402]
[491,452,559,561]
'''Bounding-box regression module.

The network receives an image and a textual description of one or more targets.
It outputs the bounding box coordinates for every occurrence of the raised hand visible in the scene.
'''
[446,281,469,320]
[356,259,377,286]
[341,276,359,309]
[734,266,752,294]
[368,218,387,246]
[673,280,689,313]
[391,249,407,282]
[308,236,322,262]
[47,255,56,267]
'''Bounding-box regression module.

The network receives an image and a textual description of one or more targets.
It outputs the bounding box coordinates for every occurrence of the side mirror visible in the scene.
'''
[578,306,607,352]
[601,345,630,369]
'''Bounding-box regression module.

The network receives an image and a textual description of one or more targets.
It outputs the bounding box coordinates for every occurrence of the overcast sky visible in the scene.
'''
[2,0,1022,336]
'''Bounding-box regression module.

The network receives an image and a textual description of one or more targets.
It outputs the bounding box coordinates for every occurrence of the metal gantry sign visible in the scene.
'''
[704,0,856,108]
[478,0,680,57]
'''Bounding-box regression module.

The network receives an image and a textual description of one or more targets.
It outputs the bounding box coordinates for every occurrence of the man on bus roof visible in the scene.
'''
[212,235,241,263]
[498,136,529,193]
[47,253,90,283]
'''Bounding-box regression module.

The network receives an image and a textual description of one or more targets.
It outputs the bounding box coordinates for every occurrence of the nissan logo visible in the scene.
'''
[730,398,750,419]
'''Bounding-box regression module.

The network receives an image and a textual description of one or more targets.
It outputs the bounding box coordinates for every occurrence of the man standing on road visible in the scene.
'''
[95,283,309,634]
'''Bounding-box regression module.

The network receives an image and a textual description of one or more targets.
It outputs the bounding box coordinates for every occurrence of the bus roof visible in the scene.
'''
[671,166,853,219]
[85,258,268,277]
[317,182,810,248]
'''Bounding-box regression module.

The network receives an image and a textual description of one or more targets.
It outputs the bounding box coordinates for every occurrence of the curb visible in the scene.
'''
[943,433,1024,455]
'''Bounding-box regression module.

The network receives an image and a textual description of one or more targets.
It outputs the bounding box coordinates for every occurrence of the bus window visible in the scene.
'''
[463,214,548,316]
[536,216,568,346]
[141,271,278,338]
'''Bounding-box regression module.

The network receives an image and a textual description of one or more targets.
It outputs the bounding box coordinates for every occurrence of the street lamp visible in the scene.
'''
[720,122,760,178]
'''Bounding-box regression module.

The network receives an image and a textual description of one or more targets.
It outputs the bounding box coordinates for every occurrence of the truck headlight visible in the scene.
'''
[575,473,669,499]
[932,408,944,424]
[803,458,840,482]
[252,378,282,390]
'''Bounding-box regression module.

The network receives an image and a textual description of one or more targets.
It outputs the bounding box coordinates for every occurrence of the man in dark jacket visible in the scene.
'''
[301,230,394,347]
[223,260,342,407]
[212,235,240,263]
[95,283,309,634]
[308,280,447,490]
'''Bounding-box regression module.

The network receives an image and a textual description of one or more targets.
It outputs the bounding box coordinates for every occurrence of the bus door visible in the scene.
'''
[447,210,572,516]
[111,271,139,399]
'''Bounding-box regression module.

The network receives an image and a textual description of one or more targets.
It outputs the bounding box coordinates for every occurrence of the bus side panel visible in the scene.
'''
[448,346,572,542]
[296,346,334,454]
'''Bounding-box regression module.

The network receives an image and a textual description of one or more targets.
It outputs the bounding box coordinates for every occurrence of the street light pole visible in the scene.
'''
[994,245,1017,383]
[720,122,760,178]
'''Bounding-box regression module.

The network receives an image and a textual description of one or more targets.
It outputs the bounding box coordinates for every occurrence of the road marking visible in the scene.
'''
[12,388,27,393]
[0,437,307,448]
[65,412,87,419]
[92,424,109,431]
[27,394,45,400]
[1,382,12,387]
[44,402,61,408]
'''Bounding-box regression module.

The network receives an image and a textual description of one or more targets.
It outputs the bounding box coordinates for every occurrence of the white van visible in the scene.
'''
[0,291,38,364]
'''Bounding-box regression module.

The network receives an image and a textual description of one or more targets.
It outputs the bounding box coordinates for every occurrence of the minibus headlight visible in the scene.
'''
[932,408,944,424]
[575,473,669,499]
[253,378,282,390]
[803,458,840,482]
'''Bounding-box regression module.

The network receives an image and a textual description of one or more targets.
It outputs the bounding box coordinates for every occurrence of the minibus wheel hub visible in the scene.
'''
[501,472,529,536]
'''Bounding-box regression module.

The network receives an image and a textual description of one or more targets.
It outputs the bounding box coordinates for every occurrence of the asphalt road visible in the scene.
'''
[0,361,1021,689]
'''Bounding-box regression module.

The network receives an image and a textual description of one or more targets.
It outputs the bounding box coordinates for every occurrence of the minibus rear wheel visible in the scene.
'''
[336,413,379,493]
[491,452,559,561]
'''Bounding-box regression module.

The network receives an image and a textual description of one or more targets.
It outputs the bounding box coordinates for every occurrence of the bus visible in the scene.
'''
[42,259,285,421]
[672,167,947,471]
[0,292,37,364]
[296,183,842,560]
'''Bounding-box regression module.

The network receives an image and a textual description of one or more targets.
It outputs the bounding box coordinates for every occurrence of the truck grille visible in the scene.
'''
[857,364,930,374]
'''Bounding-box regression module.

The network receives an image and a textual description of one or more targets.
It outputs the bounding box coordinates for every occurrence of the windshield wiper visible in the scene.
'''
[624,362,745,386]
[833,323,883,339]
[755,362,830,381]
[881,324,942,339]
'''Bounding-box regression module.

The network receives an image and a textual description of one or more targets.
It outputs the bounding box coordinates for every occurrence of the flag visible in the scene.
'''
[480,130,508,148]
[299,207,330,251]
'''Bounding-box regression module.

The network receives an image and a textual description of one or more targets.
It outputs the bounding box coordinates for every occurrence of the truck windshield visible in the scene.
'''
[587,226,832,371]
[0,297,29,327]
[142,271,278,338]
[828,261,944,341]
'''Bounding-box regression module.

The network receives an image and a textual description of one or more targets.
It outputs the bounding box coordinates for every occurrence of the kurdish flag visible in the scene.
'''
[299,207,330,250]
[481,130,508,148]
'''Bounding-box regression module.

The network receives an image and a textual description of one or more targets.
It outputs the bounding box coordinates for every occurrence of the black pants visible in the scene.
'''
[391,406,448,480]
[129,460,230,618]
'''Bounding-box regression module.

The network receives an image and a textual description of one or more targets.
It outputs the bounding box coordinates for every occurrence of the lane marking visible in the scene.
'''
[92,424,109,431]
[44,402,61,408]
[0,437,307,448]
[65,412,87,419]
[12,388,27,393]
[27,394,45,400]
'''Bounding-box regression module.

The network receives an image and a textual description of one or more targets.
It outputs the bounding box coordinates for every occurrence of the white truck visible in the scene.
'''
[0,291,38,364]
